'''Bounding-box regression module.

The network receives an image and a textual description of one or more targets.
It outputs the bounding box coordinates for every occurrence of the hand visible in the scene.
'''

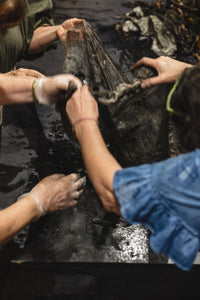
[66,85,99,129]
[29,173,86,215]
[131,56,192,88]
[5,68,45,79]
[33,74,82,105]
[56,18,83,42]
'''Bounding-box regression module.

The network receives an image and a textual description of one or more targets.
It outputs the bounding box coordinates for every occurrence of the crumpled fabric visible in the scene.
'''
[116,6,177,56]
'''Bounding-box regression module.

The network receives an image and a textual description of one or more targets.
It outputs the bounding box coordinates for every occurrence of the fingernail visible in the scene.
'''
[83,79,88,85]
[70,173,80,179]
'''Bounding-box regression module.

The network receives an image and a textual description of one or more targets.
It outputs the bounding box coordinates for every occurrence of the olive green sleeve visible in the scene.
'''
[20,0,56,60]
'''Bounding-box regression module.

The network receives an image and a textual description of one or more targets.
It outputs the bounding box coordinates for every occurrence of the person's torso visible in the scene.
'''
[0,26,24,73]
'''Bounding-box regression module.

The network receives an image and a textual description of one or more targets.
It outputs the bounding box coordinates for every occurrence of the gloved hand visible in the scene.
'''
[19,173,86,216]
[33,74,82,105]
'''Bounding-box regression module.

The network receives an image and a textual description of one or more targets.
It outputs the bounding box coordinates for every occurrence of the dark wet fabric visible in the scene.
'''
[60,20,170,168]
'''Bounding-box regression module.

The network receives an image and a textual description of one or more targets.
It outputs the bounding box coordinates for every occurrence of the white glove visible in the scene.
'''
[17,174,86,217]
[33,74,82,105]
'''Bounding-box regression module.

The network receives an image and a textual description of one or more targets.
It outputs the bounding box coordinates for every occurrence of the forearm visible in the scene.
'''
[28,25,60,54]
[0,195,40,246]
[75,121,122,214]
[0,75,35,105]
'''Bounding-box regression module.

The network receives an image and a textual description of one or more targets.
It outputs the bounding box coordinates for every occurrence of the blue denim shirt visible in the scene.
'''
[113,149,200,271]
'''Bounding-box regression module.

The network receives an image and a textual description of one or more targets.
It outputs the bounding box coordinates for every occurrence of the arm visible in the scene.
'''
[0,173,86,246]
[131,56,192,88]
[28,18,82,54]
[0,194,40,246]
[66,85,122,215]
[0,71,41,105]
[0,70,81,106]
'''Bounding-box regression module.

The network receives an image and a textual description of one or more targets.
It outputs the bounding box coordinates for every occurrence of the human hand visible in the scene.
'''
[33,74,82,105]
[66,85,99,132]
[5,68,45,79]
[29,173,86,215]
[131,56,192,88]
[56,18,83,42]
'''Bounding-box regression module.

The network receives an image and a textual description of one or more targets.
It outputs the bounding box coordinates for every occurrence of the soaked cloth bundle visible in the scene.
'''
[115,1,200,58]
[56,20,176,264]
[115,4,177,57]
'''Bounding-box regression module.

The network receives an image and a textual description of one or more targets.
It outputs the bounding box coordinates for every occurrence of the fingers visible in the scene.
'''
[131,57,158,71]
[75,176,86,190]
[73,84,95,100]
[34,75,82,105]
[67,18,83,24]
[31,173,86,214]
[71,18,83,23]
[66,199,78,208]
[73,189,84,199]
[66,85,96,113]
[132,56,186,88]
[61,173,80,184]
[67,75,82,90]
[62,18,83,29]
[70,84,91,97]
[57,18,83,41]
[62,189,83,209]
[141,76,161,89]
[47,173,66,180]
[55,74,82,91]
[82,84,92,94]
[62,174,86,192]
[42,173,81,184]
[57,175,86,209]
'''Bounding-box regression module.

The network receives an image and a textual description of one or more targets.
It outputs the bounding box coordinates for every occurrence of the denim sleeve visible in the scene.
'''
[113,149,200,271]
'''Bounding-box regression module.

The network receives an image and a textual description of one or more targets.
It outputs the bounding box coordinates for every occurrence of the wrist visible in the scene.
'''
[32,78,50,105]
[56,25,65,40]
[29,193,45,216]
[73,117,99,132]
[74,119,99,141]
[17,193,42,220]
